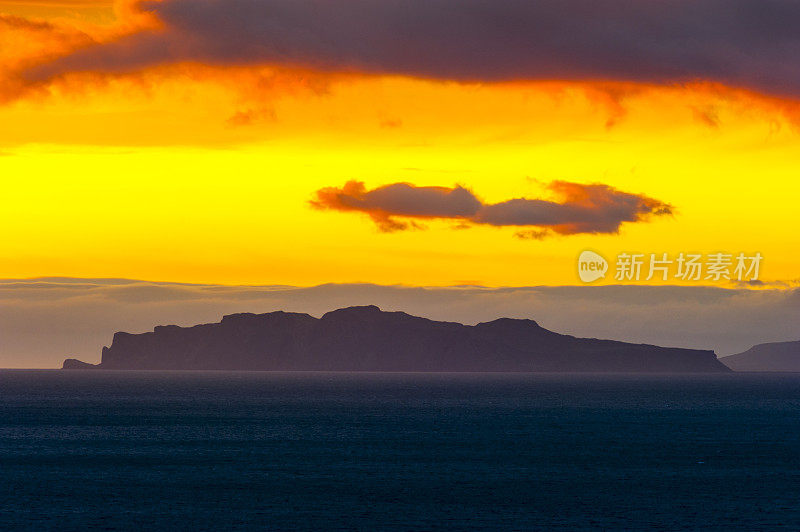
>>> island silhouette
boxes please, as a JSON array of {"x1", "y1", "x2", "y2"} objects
[
  {"x1": 720, "y1": 340, "x2": 800, "y2": 372},
  {"x1": 62, "y1": 305, "x2": 730, "y2": 372}
]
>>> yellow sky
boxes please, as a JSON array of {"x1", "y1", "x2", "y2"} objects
[{"x1": 1, "y1": 5, "x2": 799, "y2": 287}]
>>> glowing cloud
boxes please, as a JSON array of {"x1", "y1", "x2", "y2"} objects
[{"x1": 311, "y1": 180, "x2": 672, "y2": 237}]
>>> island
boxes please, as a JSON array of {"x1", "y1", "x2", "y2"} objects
[
  {"x1": 720, "y1": 340, "x2": 800, "y2": 372},
  {"x1": 63, "y1": 305, "x2": 730, "y2": 372}
]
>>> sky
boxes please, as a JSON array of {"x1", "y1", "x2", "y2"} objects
[{"x1": 1, "y1": 0, "x2": 799, "y2": 366}]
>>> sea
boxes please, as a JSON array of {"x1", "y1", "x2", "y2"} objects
[{"x1": 1, "y1": 370, "x2": 799, "y2": 531}]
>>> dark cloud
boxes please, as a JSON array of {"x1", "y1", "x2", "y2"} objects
[
  {"x1": 311, "y1": 180, "x2": 672, "y2": 236},
  {"x1": 310, "y1": 181, "x2": 482, "y2": 232},
  {"x1": 24, "y1": 0, "x2": 800, "y2": 98},
  {"x1": 477, "y1": 181, "x2": 673, "y2": 235}
]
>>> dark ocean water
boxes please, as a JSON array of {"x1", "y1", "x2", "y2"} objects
[{"x1": 1, "y1": 371, "x2": 800, "y2": 531}]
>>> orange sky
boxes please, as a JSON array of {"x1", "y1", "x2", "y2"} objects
[{"x1": 1, "y1": 0, "x2": 799, "y2": 287}]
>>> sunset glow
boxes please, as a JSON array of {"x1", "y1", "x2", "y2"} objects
[{"x1": 2, "y1": 0, "x2": 799, "y2": 287}]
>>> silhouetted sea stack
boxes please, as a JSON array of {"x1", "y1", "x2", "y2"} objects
[{"x1": 63, "y1": 305, "x2": 730, "y2": 372}]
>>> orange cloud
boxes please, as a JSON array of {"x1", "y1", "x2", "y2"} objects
[
  {"x1": 0, "y1": 14, "x2": 90, "y2": 68},
  {"x1": 311, "y1": 180, "x2": 673, "y2": 237},
  {"x1": 0, "y1": 14, "x2": 92, "y2": 101},
  {"x1": 0, "y1": 0, "x2": 159, "y2": 100}
]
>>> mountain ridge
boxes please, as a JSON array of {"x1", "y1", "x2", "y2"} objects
[{"x1": 63, "y1": 305, "x2": 730, "y2": 373}]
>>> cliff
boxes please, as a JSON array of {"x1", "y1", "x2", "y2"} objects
[
  {"x1": 63, "y1": 305, "x2": 730, "y2": 372},
  {"x1": 720, "y1": 340, "x2": 800, "y2": 372}
]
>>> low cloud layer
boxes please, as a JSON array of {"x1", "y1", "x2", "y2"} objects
[
  {"x1": 311, "y1": 180, "x2": 672, "y2": 236},
  {"x1": 1, "y1": 278, "x2": 798, "y2": 368},
  {"x1": 24, "y1": 0, "x2": 800, "y2": 98}
]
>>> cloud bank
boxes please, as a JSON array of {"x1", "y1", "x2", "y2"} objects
[
  {"x1": 311, "y1": 180, "x2": 672, "y2": 236},
  {"x1": 24, "y1": 0, "x2": 800, "y2": 98},
  {"x1": 1, "y1": 278, "x2": 798, "y2": 368}
]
